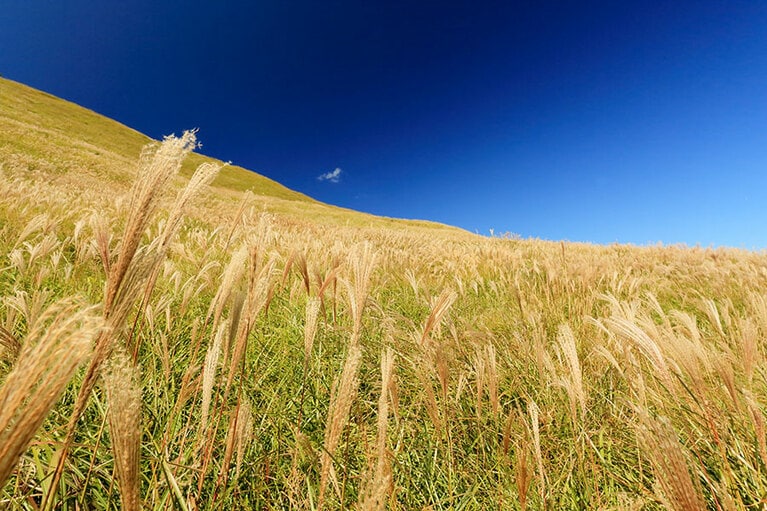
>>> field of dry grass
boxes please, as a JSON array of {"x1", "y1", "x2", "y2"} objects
[{"x1": 2, "y1": 81, "x2": 767, "y2": 510}]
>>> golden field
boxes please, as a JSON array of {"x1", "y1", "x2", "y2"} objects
[{"x1": 2, "y1": 77, "x2": 767, "y2": 510}]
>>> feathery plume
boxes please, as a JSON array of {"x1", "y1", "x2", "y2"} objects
[
  {"x1": 304, "y1": 297, "x2": 321, "y2": 371},
  {"x1": 605, "y1": 317, "x2": 670, "y2": 382},
  {"x1": 528, "y1": 399, "x2": 546, "y2": 505},
  {"x1": 106, "y1": 131, "x2": 197, "y2": 313},
  {"x1": 342, "y1": 243, "x2": 377, "y2": 344},
  {"x1": 357, "y1": 347, "x2": 395, "y2": 511},
  {"x1": 0, "y1": 326, "x2": 20, "y2": 363},
  {"x1": 235, "y1": 396, "x2": 254, "y2": 480},
  {"x1": 200, "y1": 321, "x2": 227, "y2": 433},
  {"x1": 420, "y1": 289, "x2": 458, "y2": 346},
  {"x1": 0, "y1": 299, "x2": 101, "y2": 487},
  {"x1": 45, "y1": 131, "x2": 199, "y2": 510},
  {"x1": 103, "y1": 351, "x2": 142, "y2": 511},
  {"x1": 318, "y1": 343, "x2": 362, "y2": 510},
  {"x1": 557, "y1": 323, "x2": 586, "y2": 420},
  {"x1": 635, "y1": 413, "x2": 705, "y2": 511}
]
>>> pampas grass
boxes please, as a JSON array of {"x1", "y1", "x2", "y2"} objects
[
  {"x1": 528, "y1": 399, "x2": 546, "y2": 506},
  {"x1": 0, "y1": 298, "x2": 101, "y2": 487},
  {"x1": 342, "y1": 243, "x2": 377, "y2": 344},
  {"x1": 557, "y1": 323, "x2": 586, "y2": 422},
  {"x1": 303, "y1": 297, "x2": 321, "y2": 371},
  {"x1": 44, "y1": 130, "x2": 206, "y2": 508},
  {"x1": 357, "y1": 347, "x2": 394, "y2": 511},
  {"x1": 103, "y1": 351, "x2": 142, "y2": 511},
  {"x1": 0, "y1": 326, "x2": 20, "y2": 363},
  {"x1": 318, "y1": 342, "x2": 362, "y2": 510},
  {"x1": 636, "y1": 413, "x2": 705, "y2": 511},
  {"x1": 4, "y1": 104, "x2": 767, "y2": 508}
]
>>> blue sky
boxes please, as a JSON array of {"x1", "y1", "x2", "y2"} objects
[{"x1": 2, "y1": 1, "x2": 767, "y2": 248}]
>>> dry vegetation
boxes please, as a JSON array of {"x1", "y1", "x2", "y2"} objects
[{"x1": 2, "y1": 82, "x2": 767, "y2": 510}]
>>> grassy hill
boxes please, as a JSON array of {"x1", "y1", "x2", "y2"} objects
[
  {"x1": 2, "y1": 78, "x2": 767, "y2": 510},
  {"x1": 0, "y1": 77, "x2": 313, "y2": 200},
  {"x1": 0, "y1": 77, "x2": 464, "y2": 233}
]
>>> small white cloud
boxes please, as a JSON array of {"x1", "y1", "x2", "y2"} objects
[{"x1": 317, "y1": 167, "x2": 342, "y2": 183}]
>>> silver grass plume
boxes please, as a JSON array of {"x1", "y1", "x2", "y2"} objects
[{"x1": 0, "y1": 299, "x2": 101, "y2": 487}]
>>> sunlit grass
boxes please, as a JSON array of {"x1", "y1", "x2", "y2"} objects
[{"x1": 2, "y1": 79, "x2": 767, "y2": 510}]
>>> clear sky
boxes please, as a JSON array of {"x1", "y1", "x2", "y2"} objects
[{"x1": 2, "y1": 1, "x2": 767, "y2": 248}]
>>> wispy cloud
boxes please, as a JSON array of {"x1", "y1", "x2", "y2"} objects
[{"x1": 317, "y1": 167, "x2": 342, "y2": 183}]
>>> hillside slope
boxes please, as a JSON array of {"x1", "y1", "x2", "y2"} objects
[
  {"x1": 0, "y1": 77, "x2": 464, "y2": 233},
  {"x1": 3, "y1": 77, "x2": 767, "y2": 510}
]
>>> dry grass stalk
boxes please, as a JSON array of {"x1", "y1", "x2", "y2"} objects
[
  {"x1": 103, "y1": 351, "x2": 142, "y2": 511},
  {"x1": 343, "y1": 243, "x2": 377, "y2": 343},
  {"x1": 433, "y1": 343, "x2": 450, "y2": 402},
  {"x1": 744, "y1": 392, "x2": 767, "y2": 469},
  {"x1": 224, "y1": 252, "x2": 277, "y2": 392},
  {"x1": 357, "y1": 347, "x2": 395, "y2": 511},
  {"x1": 484, "y1": 344, "x2": 499, "y2": 417},
  {"x1": 318, "y1": 342, "x2": 362, "y2": 510},
  {"x1": 0, "y1": 299, "x2": 101, "y2": 487},
  {"x1": 198, "y1": 260, "x2": 275, "y2": 491},
  {"x1": 4, "y1": 289, "x2": 52, "y2": 332},
  {"x1": 386, "y1": 350, "x2": 401, "y2": 424},
  {"x1": 594, "y1": 343, "x2": 624, "y2": 377},
  {"x1": 747, "y1": 292, "x2": 767, "y2": 340},
  {"x1": 701, "y1": 298, "x2": 725, "y2": 338},
  {"x1": 317, "y1": 257, "x2": 341, "y2": 320},
  {"x1": 44, "y1": 132, "x2": 198, "y2": 510},
  {"x1": 214, "y1": 404, "x2": 241, "y2": 496},
  {"x1": 473, "y1": 343, "x2": 499, "y2": 419},
  {"x1": 200, "y1": 321, "x2": 227, "y2": 433},
  {"x1": 713, "y1": 353, "x2": 738, "y2": 410},
  {"x1": 419, "y1": 289, "x2": 457, "y2": 345},
  {"x1": 234, "y1": 396, "x2": 254, "y2": 480},
  {"x1": 162, "y1": 162, "x2": 220, "y2": 247},
  {"x1": 224, "y1": 191, "x2": 253, "y2": 250},
  {"x1": 106, "y1": 131, "x2": 196, "y2": 313},
  {"x1": 0, "y1": 294, "x2": 20, "y2": 336},
  {"x1": 636, "y1": 413, "x2": 705, "y2": 511},
  {"x1": 404, "y1": 268, "x2": 420, "y2": 299},
  {"x1": 208, "y1": 245, "x2": 248, "y2": 328},
  {"x1": 474, "y1": 348, "x2": 486, "y2": 419},
  {"x1": 199, "y1": 246, "x2": 276, "y2": 492},
  {"x1": 139, "y1": 160, "x2": 222, "y2": 308},
  {"x1": 605, "y1": 317, "x2": 670, "y2": 383},
  {"x1": 11, "y1": 212, "x2": 50, "y2": 251},
  {"x1": 162, "y1": 318, "x2": 202, "y2": 450},
  {"x1": 531, "y1": 323, "x2": 556, "y2": 385},
  {"x1": 739, "y1": 317, "x2": 759, "y2": 385},
  {"x1": 666, "y1": 311, "x2": 713, "y2": 383},
  {"x1": 516, "y1": 434, "x2": 532, "y2": 511},
  {"x1": 0, "y1": 325, "x2": 20, "y2": 362},
  {"x1": 557, "y1": 323, "x2": 586, "y2": 421},
  {"x1": 414, "y1": 289, "x2": 458, "y2": 430},
  {"x1": 304, "y1": 297, "x2": 321, "y2": 371},
  {"x1": 296, "y1": 252, "x2": 312, "y2": 296},
  {"x1": 528, "y1": 399, "x2": 546, "y2": 506}
]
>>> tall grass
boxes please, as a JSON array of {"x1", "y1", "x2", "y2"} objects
[
  {"x1": 0, "y1": 299, "x2": 101, "y2": 487},
  {"x1": 103, "y1": 351, "x2": 142, "y2": 511},
  {"x1": 2, "y1": 128, "x2": 767, "y2": 509}
]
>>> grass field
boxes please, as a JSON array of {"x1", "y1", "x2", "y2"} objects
[{"x1": 2, "y1": 78, "x2": 767, "y2": 510}]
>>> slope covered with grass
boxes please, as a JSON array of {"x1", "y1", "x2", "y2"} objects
[
  {"x1": 2, "y1": 80, "x2": 767, "y2": 510},
  {"x1": 0, "y1": 77, "x2": 462, "y2": 233},
  {"x1": 0, "y1": 77, "x2": 314, "y2": 202}
]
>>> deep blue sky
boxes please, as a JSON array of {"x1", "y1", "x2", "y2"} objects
[{"x1": 3, "y1": 1, "x2": 767, "y2": 247}]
